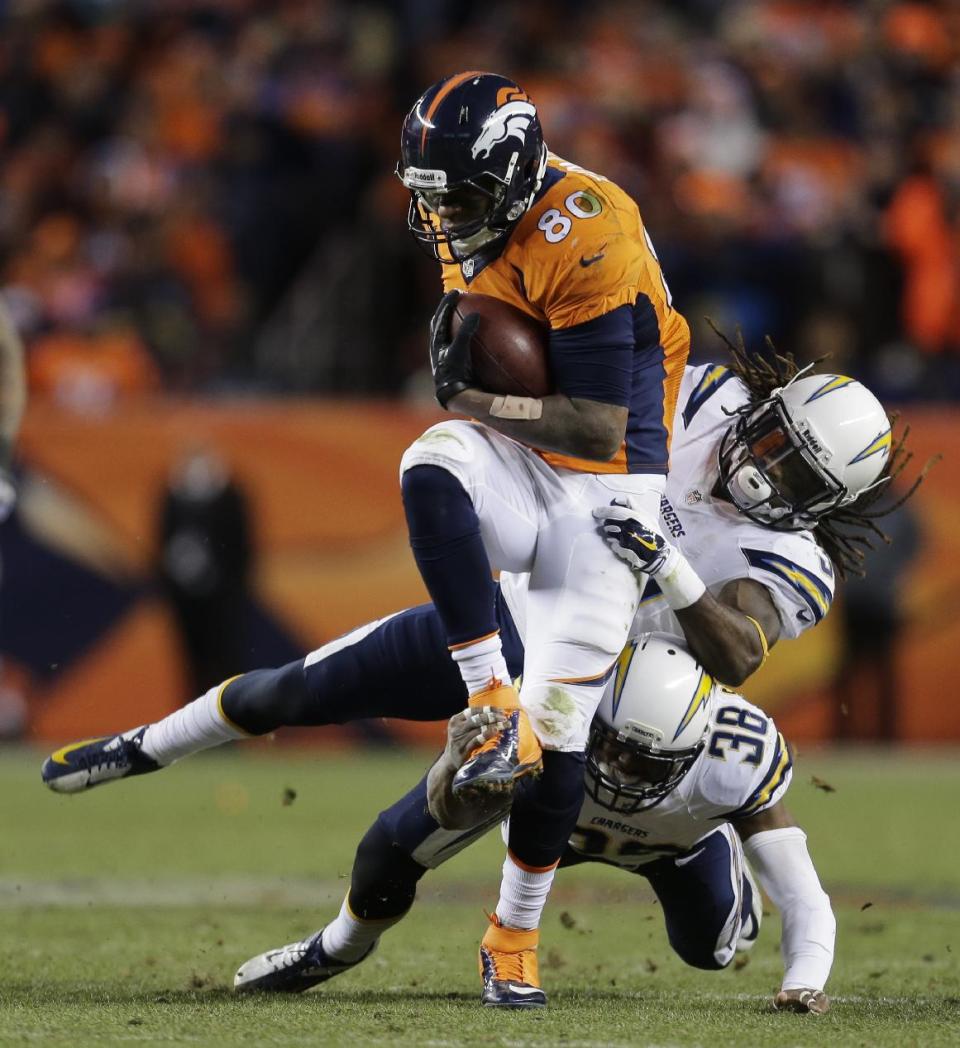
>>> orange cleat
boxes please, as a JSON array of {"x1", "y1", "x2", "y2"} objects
[
  {"x1": 478, "y1": 913, "x2": 546, "y2": 1008},
  {"x1": 452, "y1": 683, "x2": 542, "y2": 795}
]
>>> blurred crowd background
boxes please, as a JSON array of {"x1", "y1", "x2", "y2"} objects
[
  {"x1": 2, "y1": 0, "x2": 959, "y2": 747},
  {"x1": 2, "y1": 0, "x2": 960, "y2": 406}
]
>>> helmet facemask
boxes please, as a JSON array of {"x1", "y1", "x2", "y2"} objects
[
  {"x1": 585, "y1": 719, "x2": 705, "y2": 814},
  {"x1": 718, "y1": 392, "x2": 853, "y2": 531},
  {"x1": 399, "y1": 146, "x2": 547, "y2": 263}
]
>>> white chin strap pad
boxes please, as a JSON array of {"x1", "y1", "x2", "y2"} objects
[{"x1": 731, "y1": 464, "x2": 773, "y2": 509}]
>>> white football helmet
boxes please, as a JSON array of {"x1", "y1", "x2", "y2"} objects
[
  {"x1": 718, "y1": 373, "x2": 892, "y2": 531},
  {"x1": 585, "y1": 634, "x2": 716, "y2": 814}
]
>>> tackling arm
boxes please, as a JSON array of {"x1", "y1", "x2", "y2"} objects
[
  {"x1": 735, "y1": 801, "x2": 835, "y2": 1014},
  {"x1": 674, "y1": 578, "x2": 781, "y2": 686},
  {"x1": 595, "y1": 504, "x2": 780, "y2": 685}
]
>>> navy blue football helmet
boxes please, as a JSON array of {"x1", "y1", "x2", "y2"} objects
[{"x1": 397, "y1": 71, "x2": 547, "y2": 263}]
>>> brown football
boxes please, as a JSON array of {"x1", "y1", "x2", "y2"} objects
[{"x1": 450, "y1": 293, "x2": 552, "y2": 398}]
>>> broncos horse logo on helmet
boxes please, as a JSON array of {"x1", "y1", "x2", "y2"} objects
[
  {"x1": 397, "y1": 72, "x2": 547, "y2": 263},
  {"x1": 471, "y1": 98, "x2": 538, "y2": 160}
]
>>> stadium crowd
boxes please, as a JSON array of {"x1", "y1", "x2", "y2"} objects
[{"x1": 1, "y1": 0, "x2": 958, "y2": 403}]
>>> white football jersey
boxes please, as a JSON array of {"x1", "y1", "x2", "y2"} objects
[
  {"x1": 499, "y1": 362, "x2": 836, "y2": 643},
  {"x1": 569, "y1": 689, "x2": 792, "y2": 871}
]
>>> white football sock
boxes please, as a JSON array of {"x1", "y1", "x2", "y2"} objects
[
  {"x1": 139, "y1": 677, "x2": 250, "y2": 765},
  {"x1": 450, "y1": 631, "x2": 511, "y2": 697},
  {"x1": 494, "y1": 851, "x2": 557, "y2": 930},
  {"x1": 321, "y1": 894, "x2": 403, "y2": 962}
]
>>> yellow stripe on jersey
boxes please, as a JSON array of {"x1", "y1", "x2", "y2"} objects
[
  {"x1": 740, "y1": 732, "x2": 791, "y2": 818},
  {"x1": 550, "y1": 654, "x2": 619, "y2": 688},
  {"x1": 681, "y1": 364, "x2": 733, "y2": 428},
  {"x1": 748, "y1": 732, "x2": 791, "y2": 813},
  {"x1": 742, "y1": 549, "x2": 832, "y2": 623}
]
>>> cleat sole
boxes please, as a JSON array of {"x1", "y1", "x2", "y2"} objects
[
  {"x1": 452, "y1": 758, "x2": 543, "y2": 795},
  {"x1": 482, "y1": 998, "x2": 547, "y2": 1009}
]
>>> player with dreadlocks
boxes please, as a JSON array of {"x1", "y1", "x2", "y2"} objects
[
  {"x1": 587, "y1": 333, "x2": 929, "y2": 692},
  {"x1": 709, "y1": 328, "x2": 931, "y2": 581},
  {"x1": 42, "y1": 347, "x2": 927, "y2": 1006}
]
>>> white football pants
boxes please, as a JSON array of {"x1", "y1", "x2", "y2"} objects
[{"x1": 399, "y1": 420, "x2": 665, "y2": 751}]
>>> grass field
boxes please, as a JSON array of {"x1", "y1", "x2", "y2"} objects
[{"x1": 2, "y1": 743, "x2": 959, "y2": 1047}]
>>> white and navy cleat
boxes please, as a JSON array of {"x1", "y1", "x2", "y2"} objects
[
  {"x1": 234, "y1": 928, "x2": 376, "y2": 994},
  {"x1": 41, "y1": 727, "x2": 160, "y2": 794}
]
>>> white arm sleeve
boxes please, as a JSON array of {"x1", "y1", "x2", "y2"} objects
[{"x1": 742, "y1": 826, "x2": 836, "y2": 992}]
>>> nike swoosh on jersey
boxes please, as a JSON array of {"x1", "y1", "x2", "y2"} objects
[
  {"x1": 579, "y1": 252, "x2": 605, "y2": 267},
  {"x1": 674, "y1": 846, "x2": 706, "y2": 866}
]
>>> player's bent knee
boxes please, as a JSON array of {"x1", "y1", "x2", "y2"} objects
[
  {"x1": 667, "y1": 932, "x2": 728, "y2": 971},
  {"x1": 399, "y1": 421, "x2": 478, "y2": 484},
  {"x1": 523, "y1": 685, "x2": 591, "y2": 752},
  {"x1": 350, "y1": 818, "x2": 428, "y2": 921}
]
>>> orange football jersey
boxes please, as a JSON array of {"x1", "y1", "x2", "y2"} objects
[{"x1": 439, "y1": 154, "x2": 689, "y2": 474}]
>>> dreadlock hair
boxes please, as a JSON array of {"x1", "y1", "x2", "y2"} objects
[{"x1": 707, "y1": 321, "x2": 938, "y2": 581}]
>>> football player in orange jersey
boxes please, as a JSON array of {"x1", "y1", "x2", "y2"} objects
[{"x1": 395, "y1": 71, "x2": 690, "y2": 1006}]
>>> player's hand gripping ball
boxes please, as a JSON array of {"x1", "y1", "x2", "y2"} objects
[
  {"x1": 773, "y1": 988, "x2": 830, "y2": 1015},
  {"x1": 594, "y1": 500, "x2": 671, "y2": 575},
  {"x1": 429, "y1": 290, "x2": 479, "y2": 408}
]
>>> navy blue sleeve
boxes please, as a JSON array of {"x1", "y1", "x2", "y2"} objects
[{"x1": 548, "y1": 303, "x2": 635, "y2": 406}]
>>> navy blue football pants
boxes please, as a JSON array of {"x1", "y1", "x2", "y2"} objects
[{"x1": 221, "y1": 597, "x2": 522, "y2": 733}]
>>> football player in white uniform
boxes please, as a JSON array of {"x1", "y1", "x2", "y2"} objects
[
  {"x1": 582, "y1": 353, "x2": 895, "y2": 687},
  {"x1": 233, "y1": 635, "x2": 835, "y2": 1015}
]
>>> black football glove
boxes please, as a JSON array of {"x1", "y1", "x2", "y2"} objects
[{"x1": 429, "y1": 290, "x2": 479, "y2": 408}]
